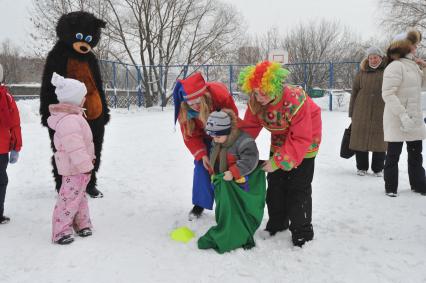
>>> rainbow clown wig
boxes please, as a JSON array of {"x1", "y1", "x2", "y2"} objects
[{"x1": 238, "y1": 61, "x2": 290, "y2": 99}]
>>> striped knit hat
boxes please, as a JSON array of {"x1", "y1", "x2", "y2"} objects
[{"x1": 205, "y1": 110, "x2": 231, "y2": 136}]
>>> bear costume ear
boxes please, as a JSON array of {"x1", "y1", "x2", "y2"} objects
[{"x1": 96, "y1": 19, "x2": 106, "y2": 29}]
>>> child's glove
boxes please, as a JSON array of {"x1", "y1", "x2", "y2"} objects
[
  {"x1": 9, "y1": 150, "x2": 19, "y2": 164},
  {"x1": 223, "y1": 171, "x2": 233, "y2": 181},
  {"x1": 400, "y1": 112, "x2": 416, "y2": 132}
]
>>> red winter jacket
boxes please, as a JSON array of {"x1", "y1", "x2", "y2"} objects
[
  {"x1": 179, "y1": 82, "x2": 238, "y2": 160},
  {"x1": 241, "y1": 85, "x2": 322, "y2": 171},
  {"x1": 0, "y1": 85, "x2": 22, "y2": 154}
]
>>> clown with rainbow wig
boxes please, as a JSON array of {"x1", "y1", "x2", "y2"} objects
[{"x1": 239, "y1": 61, "x2": 322, "y2": 247}]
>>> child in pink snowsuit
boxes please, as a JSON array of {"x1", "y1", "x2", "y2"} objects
[{"x1": 48, "y1": 72, "x2": 96, "y2": 245}]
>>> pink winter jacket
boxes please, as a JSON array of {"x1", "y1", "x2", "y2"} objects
[{"x1": 47, "y1": 104, "x2": 95, "y2": 176}]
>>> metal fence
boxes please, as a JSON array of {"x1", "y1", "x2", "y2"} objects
[
  {"x1": 9, "y1": 60, "x2": 361, "y2": 111},
  {"x1": 98, "y1": 60, "x2": 360, "y2": 110}
]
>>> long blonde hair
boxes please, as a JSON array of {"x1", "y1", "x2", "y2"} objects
[{"x1": 179, "y1": 92, "x2": 212, "y2": 136}]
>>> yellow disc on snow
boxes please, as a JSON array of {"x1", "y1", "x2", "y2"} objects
[{"x1": 170, "y1": 226, "x2": 195, "y2": 243}]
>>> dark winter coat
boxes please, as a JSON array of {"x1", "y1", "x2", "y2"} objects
[{"x1": 349, "y1": 58, "x2": 387, "y2": 152}]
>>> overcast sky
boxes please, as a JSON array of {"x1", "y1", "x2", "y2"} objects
[
  {"x1": 0, "y1": 0, "x2": 383, "y2": 53},
  {"x1": 222, "y1": 0, "x2": 382, "y2": 38}
]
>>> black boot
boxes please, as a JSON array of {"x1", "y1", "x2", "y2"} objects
[
  {"x1": 77, "y1": 228, "x2": 93, "y2": 237},
  {"x1": 264, "y1": 225, "x2": 289, "y2": 236},
  {"x1": 86, "y1": 187, "x2": 104, "y2": 198},
  {"x1": 412, "y1": 188, "x2": 426, "y2": 196},
  {"x1": 56, "y1": 235, "x2": 74, "y2": 245},
  {"x1": 188, "y1": 205, "x2": 204, "y2": 220},
  {"x1": 0, "y1": 215, "x2": 10, "y2": 224},
  {"x1": 292, "y1": 224, "x2": 314, "y2": 247}
]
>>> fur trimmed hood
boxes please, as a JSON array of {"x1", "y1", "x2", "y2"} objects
[
  {"x1": 387, "y1": 29, "x2": 422, "y2": 61},
  {"x1": 360, "y1": 57, "x2": 387, "y2": 72}
]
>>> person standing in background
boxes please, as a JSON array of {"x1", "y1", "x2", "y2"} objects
[
  {"x1": 349, "y1": 46, "x2": 387, "y2": 177},
  {"x1": 0, "y1": 63, "x2": 22, "y2": 224},
  {"x1": 382, "y1": 29, "x2": 426, "y2": 197}
]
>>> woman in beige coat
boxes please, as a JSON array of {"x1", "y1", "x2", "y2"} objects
[
  {"x1": 349, "y1": 47, "x2": 387, "y2": 177},
  {"x1": 382, "y1": 29, "x2": 426, "y2": 197}
]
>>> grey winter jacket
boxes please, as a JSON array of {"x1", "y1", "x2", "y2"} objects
[{"x1": 212, "y1": 131, "x2": 259, "y2": 178}]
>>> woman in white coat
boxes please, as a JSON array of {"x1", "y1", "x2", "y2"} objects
[{"x1": 382, "y1": 29, "x2": 426, "y2": 197}]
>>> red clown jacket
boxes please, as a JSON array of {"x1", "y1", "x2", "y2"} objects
[
  {"x1": 241, "y1": 85, "x2": 322, "y2": 171},
  {"x1": 179, "y1": 82, "x2": 238, "y2": 161},
  {"x1": 0, "y1": 85, "x2": 22, "y2": 154}
]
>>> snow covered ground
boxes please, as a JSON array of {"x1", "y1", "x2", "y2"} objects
[{"x1": 1, "y1": 100, "x2": 426, "y2": 283}]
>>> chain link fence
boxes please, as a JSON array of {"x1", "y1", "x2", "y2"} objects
[{"x1": 8, "y1": 60, "x2": 361, "y2": 110}]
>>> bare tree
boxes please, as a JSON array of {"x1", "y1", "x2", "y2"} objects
[
  {"x1": 281, "y1": 20, "x2": 363, "y2": 90},
  {"x1": 256, "y1": 27, "x2": 282, "y2": 61},
  {"x1": 103, "y1": 0, "x2": 242, "y2": 107},
  {"x1": 236, "y1": 27, "x2": 282, "y2": 65},
  {"x1": 30, "y1": 0, "x2": 115, "y2": 59},
  {"x1": 380, "y1": 0, "x2": 426, "y2": 33},
  {"x1": 237, "y1": 45, "x2": 261, "y2": 65},
  {"x1": 0, "y1": 40, "x2": 22, "y2": 83},
  {"x1": 0, "y1": 40, "x2": 45, "y2": 84},
  {"x1": 30, "y1": 0, "x2": 242, "y2": 106}
]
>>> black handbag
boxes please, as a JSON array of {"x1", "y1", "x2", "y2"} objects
[{"x1": 340, "y1": 124, "x2": 355, "y2": 159}]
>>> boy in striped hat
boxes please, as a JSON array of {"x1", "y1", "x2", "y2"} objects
[{"x1": 205, "y1": 109, "x2": 259, "y2": 183}]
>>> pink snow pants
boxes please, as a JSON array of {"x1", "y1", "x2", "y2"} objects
[{"x1": 52, "y1": 174, "x2": 92, "y2": 242}]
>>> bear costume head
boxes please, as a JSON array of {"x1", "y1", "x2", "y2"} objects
[{"x1": 56, "y1": 11, "x2": 106, "y2": 55}]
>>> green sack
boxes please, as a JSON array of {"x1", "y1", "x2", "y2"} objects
[{"x1": 198, "y1": 167, "x2": 266, "y2": 254}]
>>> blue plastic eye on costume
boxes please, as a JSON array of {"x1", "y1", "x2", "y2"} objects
[
  {"x1": 75, "y1": 33, "x2": 83, "y2": 40},
  {"x1": 85, "y1": 35, "x2": 93, "y2": 43}
]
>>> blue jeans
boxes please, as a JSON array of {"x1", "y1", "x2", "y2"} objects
[{"x1": 0, "y1": 154, "x2": 9, "y2": 217}]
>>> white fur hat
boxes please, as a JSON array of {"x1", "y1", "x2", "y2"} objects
[
  {"x1": 393, "y1": 32, "x2": 407, "y2": 42},
  {"x1": 51, "y1": 72, "x2": 87, "y2": 105}
]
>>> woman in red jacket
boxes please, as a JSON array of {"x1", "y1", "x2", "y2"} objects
[
  {"x1": 0, "y1": 64, "x2": 22, "y2": 224},
  {"x1": 173, "y1": 72, "x2": 238, "y2": 219},
  {"x1": 239, "y1": 61, "x2": 322, "y2": 247}
]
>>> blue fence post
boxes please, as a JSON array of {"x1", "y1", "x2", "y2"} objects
[
  {"x1": 112, "y1": 62, "x2": 117, "y2": 108},
  {"x1": 159, "y1": 65, "x2": 164, "y2": 110},
  {"x1": 126, "y1": 65, "x2": 130, "y2": 110},
  {"x1": 303, "y1": 64, "x2": 307, "y2": 89},
  {"x1": 328, "y1": 62, "x2": 334, "y2": 111},
  {"x1": 136, "y1": 66, "x2": 142, "y2": 107},
  {"x1": 206, "y1": 65, "x2": 210, "y2": 81},
  {"x1": 229, "y1": 65, "x2": 233, "y2": 95},
  {"x1": 183, "y1": 65, "x2": 189, "y2": 78}
]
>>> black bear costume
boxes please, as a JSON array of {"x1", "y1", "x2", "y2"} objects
[{"x1": 39, "y1": 11, "x2": 110, "y2": 198}]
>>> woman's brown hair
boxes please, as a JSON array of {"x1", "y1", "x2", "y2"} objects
[
  {"x1": 387, "y1": 45, "x2": 411, "y2": 63},
  {"x1": 248, "y1": 94, "x2": 267, "y2": 116}
]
